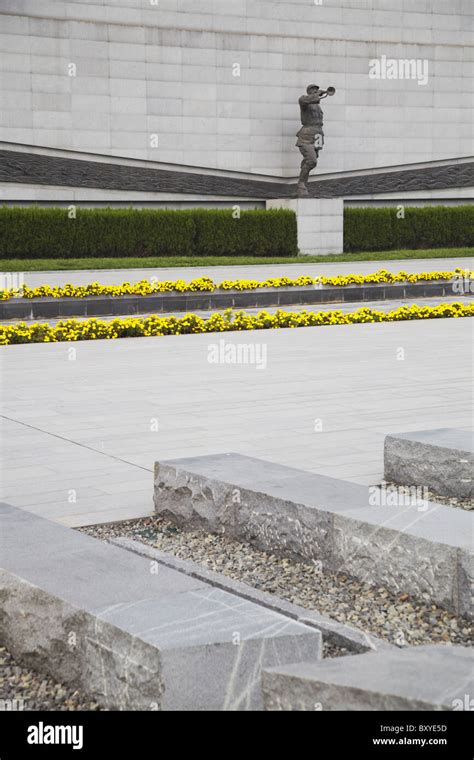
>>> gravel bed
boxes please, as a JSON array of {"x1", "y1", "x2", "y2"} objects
[
  {"x1": 382, "y1": 481, "x2": 474, "y2": 511},
  {"x1": 80, "y1": 516, "x2": 473, "y2": 650},
  {"x1": 422, "y1": 488, "x2": 473, "y2": 511},
  {"x1": 0, "y1": 646, "x2": 102, "y2": 711}
]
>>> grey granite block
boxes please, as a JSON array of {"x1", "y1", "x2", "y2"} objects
[
  {"x1": 98, "y1": 585, "x2": 321, "y2": 711},
  {"x1": 110, "y1": 536, "x2": 392, "y2": 654},
  {"x1": 154, "y1": 453, "x2": 473, "y2": 617},
  {"x1": 457, "y1": 549, "x2": 474, "y2": 621},
  {"x1": 384, "y1": 428, "x2": 474, "y2": 499},
  {"x1": 262, "y1": 645, "x2": 474, "y2": 711},
  {"x1": 332, "y1": 514, "x2": 458, "y2": 611},
  {"x1": 0, "y1": 569, "x2": 165, "y2": 710},
  {"x1": 0, "y1": 502, "x2": 322, "y2": 710},
  {"x1": 154, "y1": 458, "x2": 335, "y2": 565}
]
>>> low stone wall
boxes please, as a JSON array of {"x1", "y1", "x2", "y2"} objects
[
  {"x1": 385, "y1": 428, "x2": 474, "y2": 500},
  {"x1": 0, "y1": 279, "x2": 463, "y2": 320},
  {"x1": 153, "y1": 453, "x2": 473, "y2": 618},
  {"x1": 0, "y1": 502, "x2": 322, "y2": 710},
  {"x1": 262, "y1": 645, "x2": 473, "y2": 711}
]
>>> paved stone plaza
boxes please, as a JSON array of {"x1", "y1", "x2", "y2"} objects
[
  {"x1": 0, "y1": 0, "x2": 472, "y2": 722},
  {"x1": 1, "y1": 314, "x2": 471, "y2": 527}
]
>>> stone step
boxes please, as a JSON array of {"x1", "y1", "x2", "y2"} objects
[
  {"x1": 154, "y1": 452, "x2": 473, "y2": 617},
  {"x1": 384, "y1": 428, "x2": 474, "y2": 500},
  {"x1": 262, "y1": 645, "x2": 474, "y2": 711},
  {"x1": 0, "y1": 502, "x2": 322, "y2": 711}
]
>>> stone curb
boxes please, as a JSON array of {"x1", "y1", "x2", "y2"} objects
[
  {"x1": 0, "y1": 279, "x2": 465, "y2": 320},
  {"x1": 153, "y1": 453, "x2": 473, "y2": 618},
  {"x1": 261, "y1": 644, "x2": 474, "y2": 711},
  {"x1": 384, "y1": 428, "x2": 474, "y2": 500},
  {"x1": 0, "y1": 502, "x2": 324, "y2": 711},
  {"x1": 109, "y1": 536, "x2": 394, "y2": 655}
]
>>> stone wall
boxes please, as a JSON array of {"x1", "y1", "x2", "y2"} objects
[{"x1": 0, "y1": 0, "x2": 472, "y2": 176}]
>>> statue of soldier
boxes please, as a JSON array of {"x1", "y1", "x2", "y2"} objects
[{"x1": 296, "y1": 84, "x2": 335, "y2": 197}]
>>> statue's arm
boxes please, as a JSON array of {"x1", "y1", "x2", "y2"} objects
[{"x1": 299, "y1": 94, "x2": 320, "y2": 105}]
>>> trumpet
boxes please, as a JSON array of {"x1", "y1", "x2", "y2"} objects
[{"x1": 320, "y1": 86, "x2": 336, "y2": 96}]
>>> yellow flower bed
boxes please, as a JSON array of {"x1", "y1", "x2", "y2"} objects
[
  {"x1": 0, "y1": 269, "x2": 470, "y2": 301},
  {"x1": 0, "y1": 302, "x2": 471, "y2": 345}
]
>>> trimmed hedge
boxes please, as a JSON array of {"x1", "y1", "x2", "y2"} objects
[
  {"x1": 1, "y1": 204, "x2": 471, "y2": 259},
  {"x1": 0, "y1": 206, "x2": 297, "y2": 259},
  {"x1": 344, "y1": 205, "x2": 474, "y2": 252}
]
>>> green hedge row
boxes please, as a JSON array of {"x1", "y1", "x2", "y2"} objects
[
  {"x1": 1, "y1": 204, "x2": 471, "y2": 259},
  {"x1": 0, "y1": 207, "x2": 298, "y2": 259},
  {"x1": 344, "y1": 205, "x2": 474, "y2": 252}
]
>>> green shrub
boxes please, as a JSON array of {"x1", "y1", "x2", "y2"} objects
[
  {"x1": 0, "y1": 206, "x2": 297, "y2": 259},
  {"x1": 344, "y1": 205, "x2": 474, "y2": 252},
  {"x1": 193, "y1": 208, "x2": 297, "y2": 257}
]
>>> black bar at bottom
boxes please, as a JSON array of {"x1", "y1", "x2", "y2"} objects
[{"x1": 0, "y1": 710, "x2": 471, "y2": 758}]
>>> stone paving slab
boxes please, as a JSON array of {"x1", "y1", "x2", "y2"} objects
[
  {"x1": 0, "y1": 317, "x2": 472, "y2": 526},
  {"x1": 262, "y1": 645, "x2": 474, "y2": 711},
  {"x1": 18, "y1": 257, "x2": 473, "y2": 288},
  {"x1": 154, "y1": 453, "x2": 473, "y2": 617},
  {"x1": 0, "y1": 502, "x2": 322, "y2": 711},
  {"x1": 385, "y1": 428, "x2": 474, "y2": 499}
]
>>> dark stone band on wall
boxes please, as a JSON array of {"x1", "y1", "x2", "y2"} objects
[{"x1": 0, "y1": 149, "x2": 473, "y2": 200}]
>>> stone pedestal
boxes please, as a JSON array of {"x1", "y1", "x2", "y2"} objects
[{"x1": 267, "y1": 198, "x2": 343, "y2": 255}]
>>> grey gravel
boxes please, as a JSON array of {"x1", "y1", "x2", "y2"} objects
[
  {"x1": 80, "y1": 516, "x2": 473, "y2": 651},
  {"x1": 421, "y1": 488, "x2": 473, "y2": 511},
  {"x1": 383, "y1": 481, "x2": 474, "y2": 511},
  {"x1": 0, "y1": 646, "x2": 102, "y2": 711}
]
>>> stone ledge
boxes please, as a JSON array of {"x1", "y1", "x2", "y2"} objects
[
  {"x1": 109, "y1": 536, "x2": 392, "y2": 655},
  {"x1": 153, "y1": 453, "x2": 473, "y2": 617},
  {"x1": 262, "y1": 645, "x2": 474, "y2": 711},
  {"x1": 0, "y1": 280, "x2": 465, "y2": 320},
  {"x1": 385, "y1": 428, "x2": 474, "y2": 500},
  {"x1": 0, "y1": 502, "x2": 322, "y2": 711}
]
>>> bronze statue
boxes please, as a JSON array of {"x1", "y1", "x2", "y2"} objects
[{"x1": 296, "y1": 84, "x2": 335, "y2": 197}]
